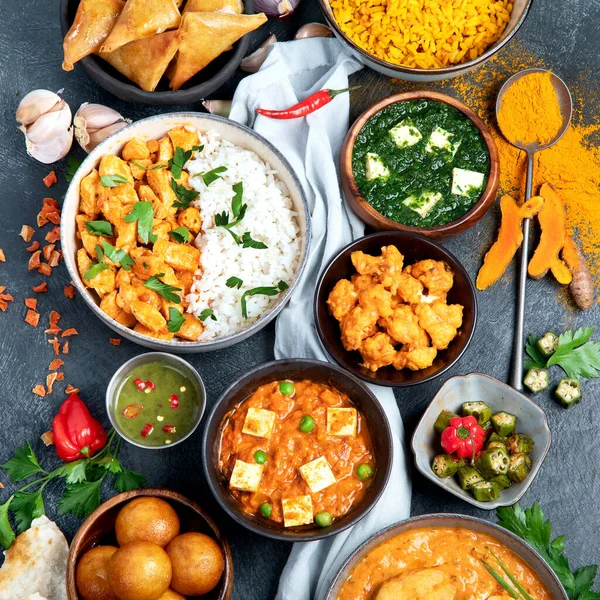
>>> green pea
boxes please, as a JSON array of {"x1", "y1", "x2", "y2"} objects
[
  {"x1": 356, "y1": 463, "x2": 374, "y2": 480},
  {"x1": 315, "y1": 511, "x2": 332, "y2": 528},
  {"x1": 279, "y1": 381, "x2": 295, "y2": 396},
  {"x1": 254, "y1": 450, "x2": 267, "y2": 464},
  {"x1": 299, "y1": 415, "x2": 315, "y2": 433},
  {"x1": 259, "y1": 503, "x2": 272, "y2": 518}
]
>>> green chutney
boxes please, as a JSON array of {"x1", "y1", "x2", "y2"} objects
[
  {"x1": 352, "y1": 99, "x2": 490, "y2": 227},
  {"x1": 115, "y1": 361, "x2": 201, "y2": 447}
]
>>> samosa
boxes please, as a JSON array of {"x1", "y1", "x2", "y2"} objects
[{"x1": 183, "y1": 0, "x2": 244, "y2": 14}]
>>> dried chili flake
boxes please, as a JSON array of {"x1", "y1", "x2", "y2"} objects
[
  {"x1": 49, "y1": 310, "x2": 61, "y2": 326},
  {"x1": 48, "y1": 337, "x2": 60, "y2": 355},
  {"x1": 26, "y1": 241, "x2": 40, "y2": 253},
  {"x1": 40, "y1": 431, "x2": 54, "y2": 446},
  {"x1": 45, "y1": 325, "x2": 61, "y2": 335},
  {"x1": 38, "y1": 198, "x2": 61, "y2": 227},
  {"x1": 56, "y1": 372, "x2": 65, "y2": 381},
  {"x1": 62, "y1": 341, "x2": 70, "y2": 354},
  {"x1": 46, "y1": 372, "x2": 58, "y2": 394},
  {"x1": 65, "y1": 384, "x2": 79, "y2": 395},
  {"x1": 45, "y1": 227, "x2": 60, "y2": 243},
  {"x1": 32, "y1": 282, "x2": 48, "y2": 293},
  {"x1": 32, "y1": 384, "x2": 46, "y2": 397},
  {"x1": 25, "y1": 310, "x2": 40, "y2": 327},
  {"x1": 64, "y1": 285, "x2": 76, "y2": 299},
  {"x1": 109, "y1": 337, "x2": 121, "y2": 345},
  {"x1": 61, "y1": 328, "x2": 78, "y2": 337},
  {"x1": 49, "y1": 251, "x2": 61, "y2": 268},
  {"x1": 28, "y1": 251, "x2": 41, "y2": 271},
  {"x1": 0, "y1": 249, "x2": 5, "y2": 262},
  {"x1": 43, "y1": 171, "x2": 57, "y2": 187},
  {"x1": 19, "y1": 225, "x2": 34, "y2": 242},
  {"x1": 37, "y1": 263, "x2": 52, "y2": 276},
  {"x1": 42, "y1": 244, "x2": 55, "y2": 261},
  {"x1": 0, "y1": 286, "x2": 5, "y2": 293},
  {"x1": 24, "y1": 298, "x2": 37, "y2": 310},
  {"x1": 49, "y1": 359, "x2": 64, "y2": 370}
]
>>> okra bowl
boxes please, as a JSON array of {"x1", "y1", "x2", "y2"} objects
[{"x1": 411, "y1": 373, "x2": 552, "y2": 510}]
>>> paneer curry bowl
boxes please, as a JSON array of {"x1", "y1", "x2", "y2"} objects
[
  {"x1": 201, "y1": 359, "x2": 393, "y2": 541},
  {"x1": 62, "y1": 114, "x2": 310, "y2": 350}
]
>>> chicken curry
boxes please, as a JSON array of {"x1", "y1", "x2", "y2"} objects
[
  {"x1": 338, "y1": 526, "x2": 552, "y2": 600},
  {"x1": 327, "y1": 245, "x2": 464, "y2": 372}
]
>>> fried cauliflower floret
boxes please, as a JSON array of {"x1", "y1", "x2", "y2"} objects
[
  {"x1": 340, "y1": 306, "x2": 379, "y2": 351},
  {"x1": 351, "y1": 251, "x2": 383, "y2": 277},
  {"x1": 393, "y1": 346, "x2": 438, "y2": 371},
  {"x1": 327, "y1": 279, "x2": 358, "y2": 321},
  {"x1": 358, "y1": 284, "x2": 394, "y2": 318},
  {"x1": 379, "y1": 305, "x2": 429, "y2": 347},
  {"x1": 408, "y1": 260, "x2": 454, "y2": 295},
  {"x1": 359, "y1": 332, "x2": 396, "y2": 372},
  {"x1": 432, "y1": 302, "x2": 463, "y2": 329},
  {"x1": 351, "y1": 274, "x2": 375, "y2": 293},
  {"x1": 393, "y1": 272, "x2": 427, "y2": 304},
  {"x1": 374, "y1": 568, "x2": 456, "y2": 600},
  {"x1": 379, "y1": 245, "x2": 404, "y2": 288},
  {"x1": 414, "y1": 303, "x2": 458, "y2": 350}
]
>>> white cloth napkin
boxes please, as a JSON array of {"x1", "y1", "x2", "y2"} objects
[{"x1": 230, "y1": 38, "x2": 412, "y2": 600}]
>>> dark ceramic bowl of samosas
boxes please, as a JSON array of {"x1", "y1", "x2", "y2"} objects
[
  {"x1": 314, "y1": 231, "x2": 477, "y2": 387},
  {"x1": 59, "y1": 0, "x2": 263, "y2": 106}
]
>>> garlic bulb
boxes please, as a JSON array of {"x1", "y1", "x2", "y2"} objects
[
  {"x1": 240, "y1": 34, "x2": 277, "y2": 73},
  {"x1": 17, "y1": 90, "x2": 73, "y2": 164},
  {"x1": 74, "y1": 103, "x2": 130, "y2": 153}
]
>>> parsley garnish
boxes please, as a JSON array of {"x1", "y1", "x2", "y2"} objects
[
  {"x1": 199, "y1": 308, "x2": 217, "y2": 321},
  {"x1": 169, "y1": 147, "x2": 192, "y2": 180},
  {"x1": 100, "y1": 174, "x2": 128, "y2": 188},
  {"x1": 131, "y1": 161, "x2": 166, "y2": 171},
  {"x1": 241, "y1": 232, "x2": 268, "y2": 249},
  {"x1": 200, "y1": 166, "x2": 227, "y2": 186},
  {"x1": 84, "y1": 262, "x2": 110, "y2": 281},
  {"x1": 241, "y1": 281, "x2": 288, "y2": 319},
  {"x1": 65, "y1": 156, "x2": 82, "y2": 183},
  {"x1": 85, "y1": 220, "x2": 114, "y2": 237},
  {"x1": 214, "y1": 183, "x2": 251, "y2": 245},
  {"x1": 144, "y1": 274, "x2": 182, "y2": 303},
  {"x1": 170, "y1": 227, "x2": 190, "y2": 244},
  {"x1": 171, "y1": 179, "x2": 199, "y2": 209},
  {"x1": 124, "y1": 202, "x2": 157, "y2": 244},
  {"x1": 101, "y1": 241, "x2": 134, "y2": 271},
  {"x1": 232, "y1": 182, "x2": 244, "y2": 217},
  {"x1": 226, "y1": 276, "x2": 243, "y2": 289},
  {"x1": 167, "y1": 307, "x2": 185, "y2": 333}
]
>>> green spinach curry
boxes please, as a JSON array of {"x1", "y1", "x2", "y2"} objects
[{"x1": 352, "y1": 100, "x2": 490, "y2": 227}]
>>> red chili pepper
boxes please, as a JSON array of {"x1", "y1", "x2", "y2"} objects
[
  {"x1": 162, "y1": 425, "x2": 177, "y2": 434},
  {"x1": 134, "y1": 378, "x2": 146, "y2": 391},
  {"x1": 141, "y1": 423, "x2": 154, "y2": 438},
  {"x1": 145, "y1": 380, "x2": 156, "y2": 391},
  {"x1": 122, "y1": 404, "x2": 143, "y2": 419},
  {"x1": 169, "y1": 394, "x2": 179, "y2": 409},
  {"x1": 440, "y1": 416, "x2": 485, "y2": 460},
  {"x1": 256, "y1": 86, "x2": 360, "y2": 120},
  {"x1": 51, "y1": 394, "x2": 107, "y2": 462}
]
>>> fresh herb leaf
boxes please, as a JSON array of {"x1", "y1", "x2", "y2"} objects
[
  {"x1": 232, "y1": 182, "x2": 243, "y2": 218},
  {"x1": 60, "y1": 460, "x2": 88, "y2": 484},
  {"x1": 226, "y1": 276, "x2": 243, "y2": 289},
  {"x1": 11, "y1": 490, "x2": 45, "y2": 534},
  {"x1": 214, "y1": 211, "x2": 229, "y2": 227},
  {"x1": 171, "y1": 178, "x2": 199, "y2": 209},
  {"x1": 241, "y1": 232, "x2": 268, "y2": 249},
  {"x1": 167, "y1": 307, "x2": 185, "y2": 333},
  {"x1": 1, "y1": 442, "x2": 45, "y2": 481},
  {"x1": 481, "y1": 560, "x2": 522, "y2": 599},
  {"x1": 200, "y1": 166, "x2": 227, "y2": 186},
  {"x1": 483, "y1": 546, "x2": 534, "y2": 600},
  {"x1": 84, "y1": 262, "x2": 110, "y2": 281},
  {"x1": 524, "y1": 334, "x2": 546, "y2": 371},
  {"x1": 58, "y1": 479, "x2": 103, "y2": 518},
  {"x1": 170, "y1": 226, "x2": 190, "y2": 244},
  {"x1": 85, "y1": 220, "x2": 114, "y2": 237},
  {"x1": 169, "y1": 147, "x2": 193, "y2": 180},
  {"x1": 100, "y1": 174, "x2": 128, "y2": 188},
  {"x1": 124, "y1": 201, "x2": 157, "y2": 244},
  {"x1": 191, "y1": 144, "x2": 204, "y2": 152},
  {"x1": 95, "y1": 244, "x2": 104, "y2": 262},
  {"x1": 278, "y1": 280, "x2": 289, "y2": 291},
  {"x1": 115, "y1": 469, "x2": 146, "y2": 493},
  {"x1": 144, "y1": 274, "x2": 182, "y2": 303},
  {"x1": 65, "y1": 156, "x2": 83, "y2": 183},
  {"x1": 131, "y1": 161, "x2": 166, "y2": 171},
  {"x1": 102, "y1": 241, "x2": 134, "y2": 271},
  {"x1": 199, "y1": 308, "x2": 217, "y2": 322},
  {"x1": 0, "y1": 499, "x2": 15, "y2": 550},
  {"x1": 240, "y1": 285, "x2": 283, "y2": 319}
]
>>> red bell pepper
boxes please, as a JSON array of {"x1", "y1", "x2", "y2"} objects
[
  {"x1": 51, "y1": 394, "x2": 107, "y2": 462},
  {"x1": 440, "y1": 416, "x2": 485, "y2": 460}
]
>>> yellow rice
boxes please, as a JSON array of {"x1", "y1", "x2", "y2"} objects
[{"x1": 330, "y1": 0, "x2": 514, "y2": 69}]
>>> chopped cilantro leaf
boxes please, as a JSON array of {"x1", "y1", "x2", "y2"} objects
[
  {"x1": 144, "y1": 274, "x2": 182, "y2": 303},
  {"x1": 170, "y1": 226, "x2": 190, "y2": 244},
  {"x1": 167, "y1": 307, "x2": 185, "y2": 333},
  {"x1": 100, "y1": 174, "x2": 128, "y2": 188},
  {"x1": 124, "y1": 201, "x2": 157, "y2": 244},
  {"x1": 85, "y1": 220, "x2": 114, "y2": 237}
]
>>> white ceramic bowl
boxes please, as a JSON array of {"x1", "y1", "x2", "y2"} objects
[
  {"x1": 411, "y1": 373, "x2": 551, "y2": 510},
  {"x1": 61, "y1": 113, "x2": 311, "y2": 352}
]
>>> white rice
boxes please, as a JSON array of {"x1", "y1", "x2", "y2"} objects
[{"x1": 185, "y1": 130, "x2": 301, "y2": 341}]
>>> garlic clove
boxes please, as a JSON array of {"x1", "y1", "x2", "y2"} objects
[
  {"x1": 240, "y1": 34, "x2": 277, "y2": 73},
  {"x1": 78, "y1": 120, "x2": 129, "y2": 153},
  {"x1": 16, "y1": 89, "x2": 63, "y2": 127},
  {"x1": 73, "y1": 103, "x2": 129, "y2": 153},
  {"x1": 202, "y1": 100, "x2": 232, "y2": 118},
  {"x1": 26, "y1": 126, "x2": 74, "y2": 164},
  {"x1": 24, "y1": 102, "x2": 72, "y2": 145},
  {"x1": 295, "y1": 23, "x2": 333, "y2": 39}
]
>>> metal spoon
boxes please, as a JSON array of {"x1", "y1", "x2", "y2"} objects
[{"x1": 495, "y1": 68, "x2": 572, "y2": 391}]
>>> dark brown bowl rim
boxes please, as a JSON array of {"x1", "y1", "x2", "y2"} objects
[
  {"x1": 201, "y1": 358, "x2": 393, "y2": 542},
  {"x1": 59, "y1": 0, "x2": 253, "y2": 106},
  {"x1": 317, "y1": 0, "x2": 534, "y2": 76},
  {"x1": 313, "y1": 231, "x2": 478, "y2": 388},
  {"x1": 340, "y1": 91, "x2": 500, "y2": 238},
  {"x1": 66, "y1": 488, "x2": 234, "y2": 600}
]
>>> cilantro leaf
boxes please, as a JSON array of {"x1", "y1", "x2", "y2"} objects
[
  {"x1": 200, "y1": 166, "x2": 227, "y2": 186},
  {"x1": 58, "y1": 479, "x2": 103, "y2": 518},
  {"x1": 171, "y1": 178, "x2": 199, "y2": 209},
  {"x1": 124, "y1": 202, "x2": 157, "y2": 244},
  {"x1": 84, "y1": 262, "x2": 110, "y2": 281},
  {"x1": 232, "y1": 182, "x2": 243, "y2": 218},
  {"x1": 11, "y1": 490, "x2": 45, "y2": 534},
  {"x1": 85, "y1": 220, "x2": 114, "y2": 237},
  {"x1": 199, "y1": 308, "x2": 217, "y2": 322},
  {"x1": 241, "y1": 232, "x2": 268, "y2": 249},
  {"x1": 241, "y1": 285, "x2": 282, "y2": 319},
  {"x1": 167, "y1": 307, "x2": 185, "y2": 333},
  {"x1": 100, "y1": 174, "x2": 128, "y2": 188},
  {"x1": 169, "y1": 147, "x2": 192, "y2": 180},
  {"x1": 102, "y1": 241, "x2": 134, "y2": 271},
  {"x1": 226, "y1": 276, "x2": 243, "y2": 289},
  {"x1": 144, "y1": 274, "x2": 182, "y2": 303},
  {"x1": 65, "y1": 156, "x2": 83, "y2": 183},
  {"x1": 0, "y1": 499, "x2": 15, "y2": 550},
  {"x1": 1, "y1": 442, "x2": 45, "y2": 481},
  {"x1": 115, "y1": 469, "x2": 146, "y2": 493},
  {"x1": 59, "y1": 460, "x2": 88, "y2": 484},
  {"x1": 170, "y1": 227, "x2": 190, "y2": 244},
  {"x1": 131, "y1": 161, "x2": 165, "y2": 171},
  {"x1": 214, "y1": 211, "x2": 229, "y2": 227}
]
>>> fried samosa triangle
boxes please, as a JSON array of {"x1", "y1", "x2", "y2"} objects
[
  {"x1": 99, "y1": 30, "x2": 182, "y2": 92},
  {"x1": 168, "y1": 12, "x2": 266, "y2": 91},
  {"x1": 100, "y1": 0, "x2": 181, "y2": 54},
  {"x1": 62, "y1": 0, "x2": 124, "y2": 71},
  {"x1": 183, "y1": 0, "x2": 244, "y2": 14}
]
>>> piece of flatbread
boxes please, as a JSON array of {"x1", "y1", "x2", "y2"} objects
[{"x1": 0, "y1": 516, "x2": 68, "y2": 600}]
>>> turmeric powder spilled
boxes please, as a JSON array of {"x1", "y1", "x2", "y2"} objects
[{"x1": 496, "y1": 71, "x2": 563, "y2": 146}]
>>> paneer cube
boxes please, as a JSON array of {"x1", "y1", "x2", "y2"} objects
[
  {"x1": 451, "y1": 167, "x2": 485, "y2": 197},
  {"x1": 326, "y1": 407, "x2": 358, "y2": 437},
  {"x1": 281, "y1": 495, "x2": 314, "y2": 527},
  {"x1": 403, "y1": 191, "x2": 443, "y2": 218},
  {"x1": 242, "y1": 407, "x2": 277, "y2": 439},
  {"x1": 389, "y1": 120, "x2": 422, "y2": 148},
  {"x1": 229, "y1": 460, "x2": 264, "y2": 493},
  {"x1": 299, "y1": 456, "x2": 336, "y2": 494},
  {"x1": 365, "y1": 153, "x2": 389, "y2": 181},
  {"x1": 425, "y1": 127, "x2": 461, "y2": 157}
]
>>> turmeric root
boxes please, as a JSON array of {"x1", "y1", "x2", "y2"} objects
[
  {"x1": 476, "y1": 195, "x2": 545, "y2": 291},
  {"x1": 528, "y1": 183, "x2": 572, "y2": 284},
  {"x1": 562, "y1": 236, "x2": 594, "y2": 310}
]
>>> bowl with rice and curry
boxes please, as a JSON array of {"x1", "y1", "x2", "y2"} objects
[{"x1": 61, "y1": 113, "x2": 310, "y2": 351}]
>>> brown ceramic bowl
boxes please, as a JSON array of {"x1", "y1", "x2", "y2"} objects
[
  {"x1": 314, "y1": 231, "x2": 477, "y2": 387},
  {"x1": 201, "y1": 359, "x2": 393, "y2": 541},
  {"x1": 340, "y1": 91, "x2": 500, "y2": 241},
  {"x1": 67, "y1": 488, "x2": 233, "y2": 600}
]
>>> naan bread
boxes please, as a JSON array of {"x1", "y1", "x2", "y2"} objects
[{"x1": 0, "y1": 516, "x2": 68, "y2": 600}]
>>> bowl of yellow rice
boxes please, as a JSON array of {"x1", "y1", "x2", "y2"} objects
[{"x1": 319, "y1": 0, "x2": 534, "y2": 81}]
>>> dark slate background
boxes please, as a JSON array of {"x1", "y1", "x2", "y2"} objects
[{"x1": 1, "y1": 0, "x2": 599, "y2": 597}]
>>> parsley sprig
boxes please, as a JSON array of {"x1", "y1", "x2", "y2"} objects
[
  {"x1": 0, "y1": 431, "x2": 145, "y2": 550},
  {"x1": 65, "y1": 156, "x2": 83, "y2": 183},
  {"x1": 145, "y1": 274, "x2": 182, "y2": 303},
  {"x1": 124, "y1": 202, "x2": 157, "y2": 244},
  {"x1": 167, "y1": 307, "x2": 185, "y2": 333},
  {"x1": 131, "y1": 161, "x2": 165, "y2": 172},
  {"x1": 225, "y1": 278, "x2": 288, "y2": 319},
  {"x1": 199, "y1": 308, "x2": 217, "y2": 322},
  {"x1": 100, "y1": 174, "x2": 128, "y2": 188},
  {"x1": 99, "y1": 241, "x2": 134, "y2": 271},
  {"x1": 85, "y1": 220, "x2": 114, "y2": 237},
  {"x1": 171, "y1": 179, "x2": 199, "y2": 209},
  {"x1": 170, "y1": 226, "x2": 190, "y2": 244},
  {"x1": 169, "y1": 146, "x2": 203, "y2": 179},
  {"x1": 84, "y1": 245, "x2": 111, "y2": 281}
]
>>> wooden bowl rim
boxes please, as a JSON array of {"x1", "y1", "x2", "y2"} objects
[
  {"x1": 340, "y1": 91, "x2": 500, "y2": 238},
  {"x1": 66, "y1": 488, "x2": 234, "y2": 600}
]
